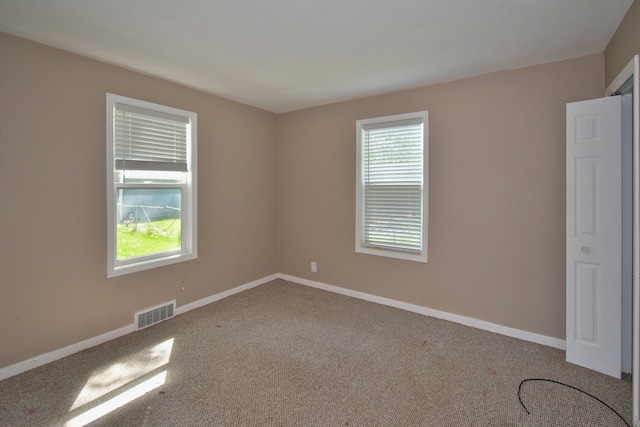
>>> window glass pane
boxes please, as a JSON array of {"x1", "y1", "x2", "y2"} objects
[{"x1": 116, "y1": 188, "x2": 182, "y2": 260}]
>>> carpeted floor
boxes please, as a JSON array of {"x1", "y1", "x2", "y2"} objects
[{"x1": 0, "y1": 279, "x2": 633, "y2": 426}]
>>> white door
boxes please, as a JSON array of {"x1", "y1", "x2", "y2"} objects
[{"x1": 566, "y1": 96, "x2": 622, "y2": 379}]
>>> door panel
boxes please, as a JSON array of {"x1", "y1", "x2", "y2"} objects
[
  {"x1": 566, "y1": 96, "x2": 622, "y2": 378},
  {"x1": 575, "y1": 157, "x2": 598, "y2": 237},
  {"x1": 575, "y1": 261, "x2": 598, "y2": 342}
]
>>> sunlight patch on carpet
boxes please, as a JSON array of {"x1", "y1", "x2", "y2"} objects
[
  {"x1": 64, "y1": 370, "x2": 167, "y2": 427},
  {"x1": 70, "y1": 338, "x2": 174, "y2": 410},
  {"x1": 63, "y1": 338, "x2": 174, "y2": 426}
]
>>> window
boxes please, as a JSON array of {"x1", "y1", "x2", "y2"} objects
[
  {"x1": 107, "y1": 94, "x2": 197, "y2": 277},
  {"x1": 356, "y1": 111, "x2": 428, "y2": 262}
]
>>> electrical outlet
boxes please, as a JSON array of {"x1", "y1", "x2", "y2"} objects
[{"x1": 311, "y1": 262, "x2": 317, "y2": 273}]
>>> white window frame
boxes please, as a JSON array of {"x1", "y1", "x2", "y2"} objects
[
  {"x1": 355, "y1": 111, "x2": 428, "y2": 263},
  {"x1": 106, "y1": 93, "x2": 197, "y2": 277}
]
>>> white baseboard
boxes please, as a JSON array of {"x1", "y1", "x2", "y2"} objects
[
  {"x1": 0, "y1": 274, "x2": 278, "y2": 381},
  {"x1": 1, "y1": 272, "x2": 565, "y2": 381},
  {"x1": 176, "y1": 274, "x2": 278, "y2": 315},
  {"x1": 0, "y1": 324, "x2": 135, "y2": 382},
  {"x1": 278, "y1": 274, "x2": 566, "y2": 350}
]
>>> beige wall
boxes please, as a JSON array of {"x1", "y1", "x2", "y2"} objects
[
  {"x1": 277, "y1": 54, "x2": 605, "y2": 340},
  {"x1": 0, "y1": 33, "x2": 278, "y2": 369},
  {"x1": 605, "y1": 0, "x2": 640, "y2": 87},
  {"x1": 0, "y1": 18, "x2": 622, "y2": 371}
]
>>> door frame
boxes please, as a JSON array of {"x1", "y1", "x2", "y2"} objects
[{"x1": 605, "y1": 54, "x2": 640, "y2": 426}]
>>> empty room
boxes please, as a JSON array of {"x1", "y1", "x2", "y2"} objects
[{"x1": 1, "y1": 0, "x2": 639, "y2": 425}]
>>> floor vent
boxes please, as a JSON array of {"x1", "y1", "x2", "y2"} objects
[{"x1": 135, "y1": 300, "x2": 176, "y2": 330}]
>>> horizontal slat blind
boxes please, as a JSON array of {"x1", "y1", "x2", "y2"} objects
[
  {"x1": 362, "y1": 119, "x2": 423, "y2": 252},
  {"x1": 114, "y1": 102, "x2": 189, "y2": 172}
]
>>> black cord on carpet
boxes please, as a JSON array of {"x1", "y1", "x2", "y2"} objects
[{"x1": 517, "y1": 378, "x2": 630, "y2": 427}]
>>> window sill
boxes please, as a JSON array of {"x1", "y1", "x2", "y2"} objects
[
  {"x1": 108, "y1": 251, "x2": 197, "y2": 278},
  {"x1": 356, "y1": 245, "x2": 427, "y2": 263}
]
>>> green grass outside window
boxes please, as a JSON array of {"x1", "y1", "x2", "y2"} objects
[{"x1": 117, "y1": 218, "x2": 181, "y2": 260}]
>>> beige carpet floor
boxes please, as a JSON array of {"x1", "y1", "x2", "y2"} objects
[{"x1": 0, "y1": 279, "x2": 632, "y2": 426}]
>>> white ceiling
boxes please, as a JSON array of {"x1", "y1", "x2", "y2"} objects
[{"x1": 0, "y1": 0, "x2": 633, "y2": 113}]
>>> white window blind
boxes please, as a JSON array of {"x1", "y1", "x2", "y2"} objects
[
  {"x1": 362, "y1": 118, "x2": 424, "y2": 253},
  {"x1": 114, "y1": 103, "x2": 189, "y2": 172}
]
